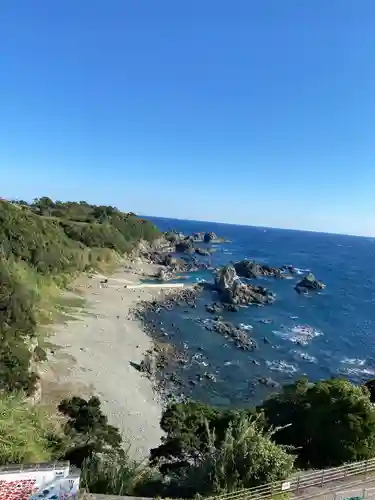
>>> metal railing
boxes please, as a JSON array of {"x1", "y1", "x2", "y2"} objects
[{"x1": 207, "y1": 457, "x2": 375, "y2": 500}]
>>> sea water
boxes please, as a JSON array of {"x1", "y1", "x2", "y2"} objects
[{"x1": 144, "y1": 216, "x2": 375, "y2": 408}]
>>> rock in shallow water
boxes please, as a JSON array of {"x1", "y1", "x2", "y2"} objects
[
  {"x1": 295, "y1": 272, "x2": 326, "y2": 293},
  {"x1": 197, "y1": 317, "x2": 257, "y2": 350},
  {"x1": 234, "y1": 259, "x2": 282, "y2": 279},
  {"x1": 215, "y1": 265, "x2": 275, "y2": 305}
]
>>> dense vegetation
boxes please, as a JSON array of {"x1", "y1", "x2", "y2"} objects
[
  {"x1": 77, "y1": 375, "x2": 375, "y2": 497},
  {"x1": 0, "y1": 196, "x2": 159, "y2": 395},
  {"x1": 0, "y1": 196, "x2": 159, "y2": 476}
]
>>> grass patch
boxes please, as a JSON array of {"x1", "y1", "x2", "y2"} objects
[{"x1": 0, "y1": 392, "x2": 63, "y2": 465}]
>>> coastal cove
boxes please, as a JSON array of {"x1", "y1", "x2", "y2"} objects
[
  {"x1": 140, "y1": 216, "x2": 375, "y2": 407},
  {"x1": 2, "y1": 197, "x2": 375, "y2": 497}
]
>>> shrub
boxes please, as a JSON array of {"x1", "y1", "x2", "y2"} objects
[
  {"x1": 171, "y1": 415, "x2": 294, "y2": 496},
  {"x1": 58, "y1": 396, "x2": 122, "y2": 466},
  {"x1": 81, "y1": 452, "x2": 155, "y2": 497}
]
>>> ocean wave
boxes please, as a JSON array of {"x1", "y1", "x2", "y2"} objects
[{"x1": 266, "y1": 360, "x2": 298, "y2": 374}]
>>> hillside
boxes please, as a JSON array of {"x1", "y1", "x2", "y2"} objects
[{"x1": 0, "y1": 197, "x2": 159, "y2": 465}]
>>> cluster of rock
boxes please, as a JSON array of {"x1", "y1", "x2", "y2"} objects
[
  {"x1": 138, "y1": 342, "x2": 187, "y2": 377},
  {"x1": 234, "y1": 260, "x2": 283, "y2": 279},
  {"x1": 295, "y1": 273, "x2": 326, "y2": 293},
  {"x1": 233, "y1": 259, "x2": 326, "y2": 296},
  {"x1": 166, "y1": 230, "x2": 227, "y2": 248},
  {"x1": 215, "y1": 265, "x2": 275, "y2": 305},
  {"x1": 198, "y1": 318, "x2": 257, "y2": 350},
  {"x1": 137, "y1": 231, "x2": 221, "y2": 282},
  {"x1": 135, "y1": 287, "x2": 201, "y2": 317},
  {"x1": 205, "y1": 302, "x2": 239, "y2": 314}
]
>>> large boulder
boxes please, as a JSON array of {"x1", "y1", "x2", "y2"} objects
[
  {"x1": 165, "y1": 230, "x2": 185, "y2": 243},
  {"x1": 156, "y1": 268, "x2": 172, "y2": 282},
  {"x1": 203, "y1": 231, "x2": 218, "y2": 243},
  {"x1": 295, "y1": 272, "x2": 325, "y2": 292},
  {"x1": 234, "y1": 260, "x2": 282, "y2": 279},
  {"x1": 192, "y1": 232, "x2": 205, "y2": 241},
  {"x1": 215, "y1": 265, "x2": 274, "y2": 305},
  {"x1": 175, "y1": 238, "x2": 194, "y2": 253},
  {"x1": 195, "y1": 247, "x2": 211, "y2": 256}
]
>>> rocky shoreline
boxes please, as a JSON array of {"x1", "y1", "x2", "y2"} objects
[{"x1": 127, "y1": 233, "x2": 327, "y2": 406}]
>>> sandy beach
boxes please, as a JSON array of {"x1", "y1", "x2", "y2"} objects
[{"x1": 40, "y1": 260, "x2": 172, "y2": 460}]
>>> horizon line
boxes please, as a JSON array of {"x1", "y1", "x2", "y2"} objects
[{"x1": 142, "y1": 213, "x2": 374, "y2": 240}]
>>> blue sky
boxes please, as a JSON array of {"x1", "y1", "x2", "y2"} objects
[{"x1": 1, "y1": 1, "x2": 374, "y2": 235}]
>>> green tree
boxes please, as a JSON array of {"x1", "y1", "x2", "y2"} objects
[
  {"x1": 167, "y1": 415, "x2": 294, "y2": 497},
  {"x1": 150, "y1": 401, "x2": 254, "y2": 477},
  {"x1": 260, "y1": 378, "x2": 375, "y2": 469},
  {"x1": 58, "y1": 396, "x2": 123, "y2": 466}
]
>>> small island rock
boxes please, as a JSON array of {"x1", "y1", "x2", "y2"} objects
[{"x1": 295, "y1": 272, "x2": 326, "y2": 292}]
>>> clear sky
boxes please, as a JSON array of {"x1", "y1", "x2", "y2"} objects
[{"x1": 1, "y1": 1, "x2": 374, "y2": 236}]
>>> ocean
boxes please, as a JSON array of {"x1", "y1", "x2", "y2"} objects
[{"x1": 144, "y1": 216, "x2": 375, "y2": 408}]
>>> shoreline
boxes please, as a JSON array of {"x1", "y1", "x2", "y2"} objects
[{"x1": 40, "y1": 259, "x2": 181, "y2": 460}]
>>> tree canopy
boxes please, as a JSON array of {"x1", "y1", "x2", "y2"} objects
[
  {"x1": 177, "y1": 415, "x2": 294, "y2": 496},
  {"x1": 58, "y1": 396, "x2": 123, "y2": 466},
  {"x1": 260, "y1": 377, "x2": 375, "y2": 468}
]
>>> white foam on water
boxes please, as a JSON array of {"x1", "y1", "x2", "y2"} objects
[
  {"x1": 266, "y1": 360, "x2": 298, "y2": 374},
  {"x1": 343, "y1": 367, "x2": 375, "y2": 377},
  {"x1": 272, "y1": 330, "x2": 291, "y2": 340},
  {"x1": 340, "y1": 357, "x2": 366, "y2": 366},
  {"x1": 292, "y1": 350, "x2": 317, "y2": 363},
  {"x1": 224, "y1": 360, "x2": 239, "y2": 366},
  {"x1": 239, "y1": 323, "x2": 253, "y2": 330},
  {"x1": 338, "y1": 357, "x2": 375, "y2": 378},
  {"x1": 294, "y1": 268, "x2": 311, "y2": 275},
  {"x1": 273, "y1": 324, "x2": 323, "y2": 346}
]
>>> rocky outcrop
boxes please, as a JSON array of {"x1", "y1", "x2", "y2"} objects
[
  {"x1": 234, "y1": 260, "x2": 282, "y2": 279},
  {"x1": 205, "y1": 302, "x2": 223, "y2": 314},
  {"x1": 192, "y1": 232, "x2": 205, "y2": 240},
  {"x1": 204, "y1": 231, "x2": 218, "y2": 243},
  {"x1": 156, "y1": 268, "x2": 173, "y2": 281},
  {"x1": 295, "y1": 273, "x2": 326, "y2": 293},
  {"x1": 215, "y1": 265, "x2": 274, "y2": 305},
  {"x1": 175, "y1": 239, "x2": 194, "y2": 253},
  {"x1": 198, "y1": 318, "x2": 257, "y2": 350},
  {"x1": 195, "y1": 247, "x2": 211, "y2": 256},
  {"x1": 164, "y1": 230, "x2": 185, "y2": 243}
]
